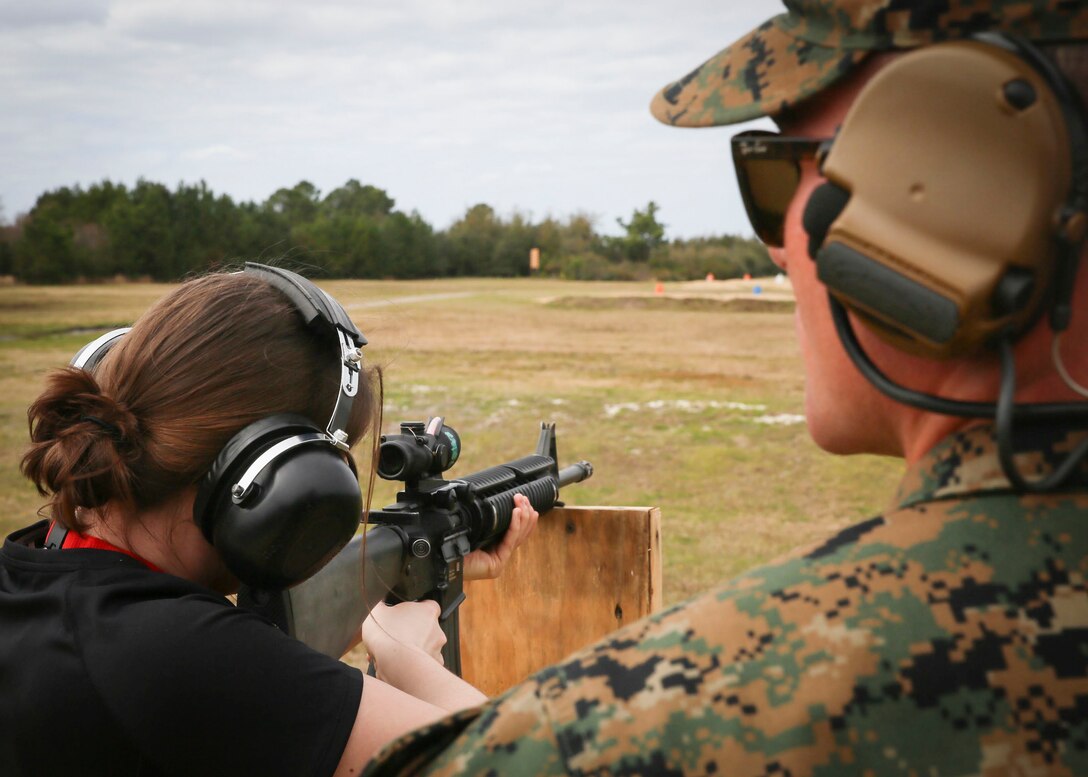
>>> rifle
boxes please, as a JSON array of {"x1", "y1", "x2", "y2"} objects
[{"x1": 238, "y1": 419, "x2": 592, "y2": 674}]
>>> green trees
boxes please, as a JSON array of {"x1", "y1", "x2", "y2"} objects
[
  {"x1": 0, "y1": 184, "x2": 772, "y2": 283},
  {"x1": 442, "y1": 204, "x2": 502, "y2": 276},
  {"x1": 322, "y1": 180, "x2": 394, "y2": 219},
  {"x1": 652, "y1": 234, "x2": 777, "y2": 281},
  {"x1": 267, "y1": 181, "x2": 321, "y2": 226},
  {"x1": 12, "y1": 203, "x2": 76, "y2": 283},
  {"x1": 539, "y1": 201, "x2": 772, "y2": 282},
  {"x1": 285, "y1": 180, "x2": 438, "y2": 277},
  {"x1": 615, "y1": 201, "x2": 666, "y2": 262},
  {"x1": 106, "y1": 181, "x2": 175, "y2": 279},
  {"x1": 0, "y1": 212, "x2": 11, "y2": 274}
]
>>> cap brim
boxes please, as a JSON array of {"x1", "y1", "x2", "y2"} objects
[{"x1": 650, "y1": 14, "x2": 867, "y2": 128}]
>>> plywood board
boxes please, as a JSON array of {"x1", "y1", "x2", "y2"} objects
[{"x1": 459, "y1": 505, "x2": 661, "y2": 696}]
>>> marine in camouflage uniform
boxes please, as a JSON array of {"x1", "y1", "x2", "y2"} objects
[
  {"x1": 366, "y1": 1, "x2": 1088, "y2": 774},
  {"x1": 369, "y1": 425, "x2": 1088, "y2": 775}
]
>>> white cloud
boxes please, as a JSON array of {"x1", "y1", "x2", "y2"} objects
[
  {"x1": 0, "y1": 0, "x2": 110, "y2": 27},
  {"x1": 183, "y1": 144, "x2": 252, "y2": 160},
  {"x1": 0, "y1": 0, "x2": 784, "y2": 236}
]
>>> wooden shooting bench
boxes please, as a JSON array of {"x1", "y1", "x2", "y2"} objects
[{"x1": 459, "y1": 505, "x2": 662, "y2": 696}]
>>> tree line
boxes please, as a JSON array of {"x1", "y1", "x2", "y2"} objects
[{"x1": 0, "y1": 179, "x2": 775, "y2": 284}]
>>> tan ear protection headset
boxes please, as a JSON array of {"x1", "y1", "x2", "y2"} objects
[
  {"x1": 804, "y1": 32, "x2": 1088, "y2": 357},
  {"x1": 801, "y1": 33, "x2": 1088, "y2": 491},
  {"x1": 67, "y1": 263, "x2": 368, "y2": 589}
]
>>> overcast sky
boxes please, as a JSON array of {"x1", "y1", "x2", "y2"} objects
[{"x1": 1, "y1": 0, "x2": 784, "y2": 239}]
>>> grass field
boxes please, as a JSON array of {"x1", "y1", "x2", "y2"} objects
[{"x1": 0, "y1": 276, "x2": 903, "y2": 604}]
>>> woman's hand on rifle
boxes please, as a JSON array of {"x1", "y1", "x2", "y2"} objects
[
  {"x1": 362, "y1": 600, "x2": 446, "y2": 674},
  {"x1": 463, "y1": 493, "x2": 539, "y2": 581},
  {"x1": 345, "y1": 600, "x2": 488, "y2": 773}
]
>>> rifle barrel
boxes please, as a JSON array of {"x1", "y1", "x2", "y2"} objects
[{"x1": 558, "y1": 460, "x2": 593, "y2": 488}]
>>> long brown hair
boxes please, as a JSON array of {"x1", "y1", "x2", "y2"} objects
[{"x1": 22, "y1": 270, "x2": 379, "y2": 530}]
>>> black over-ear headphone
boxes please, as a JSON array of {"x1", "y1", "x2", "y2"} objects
[
  {"x1": 70, "y1": 263, "x2": 368, "y2": 588},
  {"x1": 800, "y1": 33, "x2": 1088, "y2": 491}
]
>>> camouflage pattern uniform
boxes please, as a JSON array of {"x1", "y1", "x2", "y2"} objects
[{"x1": 367, "y1": 424, "x2": 1088, "y2": 775}]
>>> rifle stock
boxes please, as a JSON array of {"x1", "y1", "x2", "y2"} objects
[{"x1": 237, "y1": 527, "x2": 405, "y2": 658}]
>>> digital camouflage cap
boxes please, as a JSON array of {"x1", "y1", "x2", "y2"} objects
[{"x1": 650, "y1": 0, "x2": 1088, "y2": 128}]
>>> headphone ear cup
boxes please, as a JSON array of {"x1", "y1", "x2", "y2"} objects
[
  {"x1": 812, "y1": 39, "x2": 1077, "y2": 357},
  {"x1": 212, "y1": 445, "x2": 361, "y2": 590},
  {"x1": 802, "y1": 182, "x2": 851, "y2": 261},
  {"x1": 194, "y1": 414, "x2": 362, "y2": 589}
]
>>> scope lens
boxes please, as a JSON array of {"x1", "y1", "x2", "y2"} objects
[{"x1": 377, "y1": 441, "x2": 411, "y2": 480}]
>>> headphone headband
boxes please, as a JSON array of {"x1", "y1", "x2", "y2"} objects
[
  {"x1": 241, "y1": 262, "x2": 366, "y2": 348},
  {"x1": 69, "y1": 327, "x2": 131, "y2": 372},
  {"x1": 240, "y1": 263, "x2": 366, "y2": 450}
]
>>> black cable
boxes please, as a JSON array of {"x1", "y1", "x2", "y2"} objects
[
  {"x1": 995, "y1": 336, "x2": 1088, "y2": 491},
  {"x1": 831, "y1": 297, "x2": 991, "y2": 417},
  {"x1": 830, "y1": 293, "x2": 1088, "y2": 491},
  {"x1": 996, "y1": 335, "x2": 1031, "y2": 491},
  {"x1": 829, "y1": 295, "x2": 1088, "y2": 422}
]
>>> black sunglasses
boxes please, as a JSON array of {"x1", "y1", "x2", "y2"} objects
[{"x1": 731, "y1": 130, "x2": 833, "y2": 248}]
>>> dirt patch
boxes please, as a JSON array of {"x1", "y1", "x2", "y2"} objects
[
  {"x1": 546, "y1": 295, "x2": 795, "y2": 314},
  {"x1": 643, "y1": 370, "x2": 765, "y2": 390}
]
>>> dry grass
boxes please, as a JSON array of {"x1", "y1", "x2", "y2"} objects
[{"x1": 0, "y1": 277, "x2": 902, "y2": 604}]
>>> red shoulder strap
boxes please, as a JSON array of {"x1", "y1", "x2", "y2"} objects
[{"x1": 46, "y1": 522, "x2": 162, "y2": 573}]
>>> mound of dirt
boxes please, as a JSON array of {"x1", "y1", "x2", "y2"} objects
[{"x1": 545, "y1": 295, "x2": 795, "y2": 314}]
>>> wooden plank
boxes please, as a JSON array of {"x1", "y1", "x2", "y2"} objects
[{"x1": 459, "y1": 505, "x2": 662, "y2": 696}]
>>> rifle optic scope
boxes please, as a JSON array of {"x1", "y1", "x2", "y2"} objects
[{"x1": 377, "y1": 418, "x2": 461, "y2": 482}]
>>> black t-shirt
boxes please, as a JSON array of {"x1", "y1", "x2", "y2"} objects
[{"x1": 0, "y1": 521, "x2": 363, "y2": 777}]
